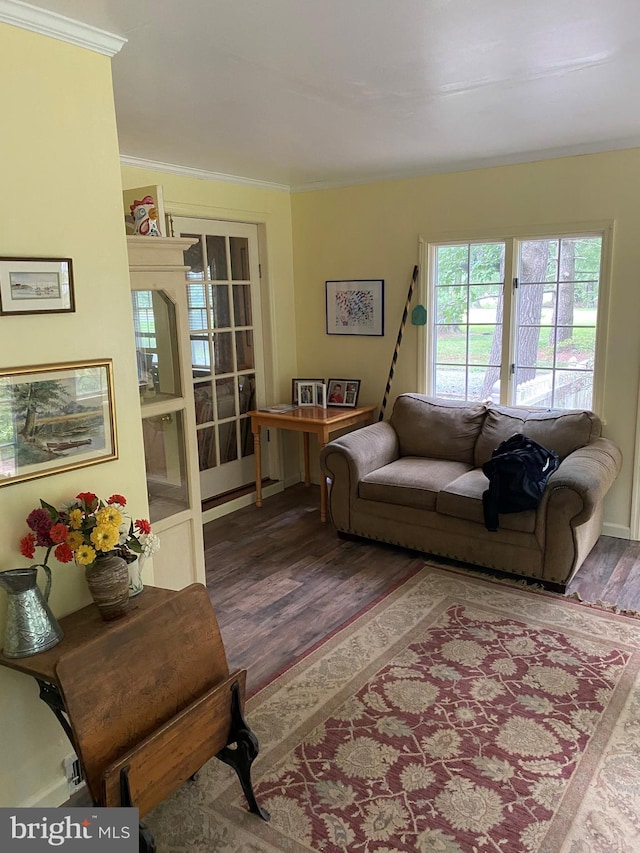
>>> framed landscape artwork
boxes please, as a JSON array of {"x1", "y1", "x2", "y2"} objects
[
  {"x1": 325, "y1": 279, "x2": 384, "y2": 336},
  {"x1": 0, "y1": 359, "x2": 117, "y2": 487},
  {"x1": 0, "y1": 257, "x2": 75, "y2": 315}
]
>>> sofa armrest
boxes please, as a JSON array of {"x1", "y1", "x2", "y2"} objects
[
  {"x1": 320, "y1": 422, "x2": 399, "y2": 530},
  {"x1": 538, "y1": 437, "x2": 622, "y2": 584},
  {"x1": 544, "y1": 437, "x2": 622, "y2": 523}
]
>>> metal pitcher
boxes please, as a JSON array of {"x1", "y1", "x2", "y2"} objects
[{"x1": 0, "y1": 565, "x2": 64, "y2": 658}]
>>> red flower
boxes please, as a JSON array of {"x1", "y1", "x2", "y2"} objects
[
  {"x1": 76, "y1": 492, "x2": 98, "y2": 509},
  {"x1": 107, "y1": 494, "x2": 127, "y2": 507},
  {"x1": 54, "y1": 543, "x2": 73, "y2": 563},
  {"x1": 135, "y1": 519, "x2": 151, "y2": 535},
  {"x1": 50, "y1": 523, "x2": 69, "y2": 544},
  {"x1": 20, "y1": 533, "x2": 36, "y2": 559}
]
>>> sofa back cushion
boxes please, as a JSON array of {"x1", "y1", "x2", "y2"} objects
[
  {"x1": 391, "y1": 394, "x2": 487, "y2": 464},
  {"x1": 474, "y1": 404, "x2": 602, "y2": 467}
]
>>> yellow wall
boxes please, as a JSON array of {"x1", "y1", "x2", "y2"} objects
[
  {"x1": 0, "y1": 25, "x2": 148, "y2": 806},
  {"x1": 292, "y1": 150, "x2": 640, "y2": 536}
]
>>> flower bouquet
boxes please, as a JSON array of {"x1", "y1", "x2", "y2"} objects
[
  {"x1": 20, "y1": 492, "x2": 159, "y2": 620},
  {"x1": 20, "y1": 491, "x2": 159, "y2": 569}
]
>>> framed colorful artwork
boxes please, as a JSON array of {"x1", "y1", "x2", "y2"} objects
[{"x1": 325, "y1": 279, "x2": 384, "y2": 336}]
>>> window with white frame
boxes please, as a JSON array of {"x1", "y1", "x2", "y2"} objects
[{"x1": 428, "y1": 232, "x2": 605, "y2": 410}]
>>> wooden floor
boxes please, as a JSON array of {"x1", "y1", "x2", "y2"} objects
[{"x1": 204, "y1": 483, "x2": 640, "y2": 694}]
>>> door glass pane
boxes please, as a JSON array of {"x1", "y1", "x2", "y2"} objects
[
  {"x1": 194, "y1": 383, "x2": 213, "y2": 425},
  {"x1": 191, "y1": 335, "x2": 211, "y2": 379},
  {"x1": 210, "y1": 284, "x2": 231, "y2": 328},
  {"x1": 197, "y1": 426, "x2": 217, "y2": 471},
  {"x1": 233, "y1": 284, "x2": 252, "y2": 326},
  {"x1": 183, "y1": 235, "x2": 204, "y2": 281},
  {"x1": 188, "y1": 284, "x2": 207, "y2": 330},
  {"x1": 216, "y1": 377, "x2": 236, "y2": 419},
  {"x1": 206, "y1": 236, "x2": 227, "y2": 280},
  {"x1": 218, "y1": 421, "x2": 238, "y2": 464},
  {"x1": 132, "y1": 290, "x2": 181, "y2": 405},
  {"x1": 230, "y1": 236, "x2": 250, "y2": 280},
  {"x1": 235, "y1": 330, "x2": 255, "y2": 370},
  {"x1": 142, "y1": 411, "x2": 189, "y2": 522},
  {"x1": 238, "y1": 374, "x2": 255, "y2": 414},
  {"x1": 213, "y1": 332, "x2": 234, "y2": 374}
]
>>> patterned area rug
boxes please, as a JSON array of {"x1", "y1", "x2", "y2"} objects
[{"x1": 146, "y1": 566, "x2": 640, "y2": 852}]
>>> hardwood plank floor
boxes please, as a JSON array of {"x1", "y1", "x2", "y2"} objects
[{"x1": 204, "y1": 484, "x2": 640, "y2": 694}]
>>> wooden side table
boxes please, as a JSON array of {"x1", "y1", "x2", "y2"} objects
[{"x1": 248, "y1": 404, "x2": 376, "y2": 521}]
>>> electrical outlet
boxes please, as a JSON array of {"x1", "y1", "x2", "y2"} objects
[{"x1": 63, "y1": 753, "x2": 85, "y2": 795}]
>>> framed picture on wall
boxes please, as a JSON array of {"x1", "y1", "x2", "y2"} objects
[
  {"x1": 327, "y1": 378, "x2": 361, "y2": 407},
  {"x1": 0, "y1": 359, "x2": 117, "y2": 487},
  {"x1": 0, "y1": 257, "x2": 75, "y2": 316},
  {"x1": 325, "y1": 279, "x2": 384, "y2": 336}
]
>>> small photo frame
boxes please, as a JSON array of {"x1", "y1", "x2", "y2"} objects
[
  {"x1": 292, "y1": 377, "x2": 323, "y2": 405},
  {"x1": 0, "y1": 359, "x2": 117, "y2": 487},
  {"x1": 327, "y1": 378, "x2": 361, "y2": 408},
  {"x1": 0, "y1": 257, "x2": 74, "y2": 315},
  {"x1": 315, "y1": 382, "x2": 327, "y2": 408},
  {"x1": 326, "y1": 279, "x2": 384, "y2": 336},
  {"x1": 296, "y1": 380, "x2": 316, "y2": 406}
]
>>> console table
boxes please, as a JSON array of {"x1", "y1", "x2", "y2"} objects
[
  {"x1": 0, "y1": 584, "x2": 268, "y2": 851},
  {"x1": 249, "y1": 404, "x2": 376, "y2": 521}
]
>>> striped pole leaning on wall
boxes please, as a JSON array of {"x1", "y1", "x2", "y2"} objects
[{"x1": 378, "y1": 264, "x2": 420, "y2": 422}]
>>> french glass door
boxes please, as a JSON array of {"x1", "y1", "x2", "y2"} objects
[{"x1": 172, "y1": 217, "x2": 266, "y2": 501}]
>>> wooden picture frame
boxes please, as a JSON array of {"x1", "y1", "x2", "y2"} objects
[
  {"x1": 325, "y1": 279, "x2": 384, "y2": 336},
  {"x1": 327, "y1": 378, "x2": 361, "y2": 407},
  {"x1": 0, "y1": 257, "x2": 74, "y2": 315},
  {"x1": 0, "y1": 359, "x2": 117, "y2": 487}
]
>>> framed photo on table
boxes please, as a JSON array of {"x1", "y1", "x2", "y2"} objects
[
  {"x1": 327, "y1": 378, "x2": 361, "y2": 407},
  {"x1": 0, "y1": 359, "x2": 117, "y2": 487},
  {"x1": 0, "y1": 257, "x2": 74, "y2": 315},
  {"x1": 292, "y1": 377, "x2": 323, "y2": 405},
  {"x1": 325, "y1": 279, "x2": 384, "y2": 336}
]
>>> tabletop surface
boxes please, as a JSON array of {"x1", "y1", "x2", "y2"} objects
[
  {"x1": 0, "y1": 585, "x2": 176, "y2": 682},
  {"x1": 249, "y1": 405, "x2": 376, "y2": 426}
]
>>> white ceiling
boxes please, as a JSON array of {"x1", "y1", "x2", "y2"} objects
[{"x1": 18, "y1": 0, "x2": 640, "y2": 189}]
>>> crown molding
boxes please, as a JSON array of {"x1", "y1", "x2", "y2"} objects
[
  {"x1": 119, "y1": 155, "x2": 291, "y2": 193},
  {"x1": 0, "y1": 0, "x2": 126, "y2": 56}
]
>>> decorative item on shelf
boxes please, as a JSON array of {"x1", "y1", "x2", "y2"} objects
[
  {"x1": 130, "y1": 195, "x2": 162, "y2": 237},
  {"x1": 0, "y1": 564, "x2": 63, "y2": 658},
  {"x1": 19, "y1": 491, "x2": 160, "y2": 622}
]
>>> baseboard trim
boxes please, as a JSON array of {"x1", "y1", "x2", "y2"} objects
[
  {"x1": 201, "y1": 481, "x2": 285, "y2": 523},
  {"x1": 23, "y1": 777, "x2": 70, "y2": 808},
  {"x1": 603, "y1": 522, "x2": 631, "y2": 539}
]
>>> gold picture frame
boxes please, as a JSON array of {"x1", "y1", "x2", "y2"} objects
[{"x1": 0, "y1": 359, "x2": 117, "y2": 487}]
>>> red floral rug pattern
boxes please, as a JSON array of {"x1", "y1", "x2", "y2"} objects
[
  {"x1": 254, "y1": 602, "x2": 628, "y2": 852},
  {"x1": 146, "y1": 567, "x2": 640, "y2": 852}
]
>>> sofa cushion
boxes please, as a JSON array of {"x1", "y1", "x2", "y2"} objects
[
  {"x1": 360, "y1": 457, "x2": 472, "y2": 511},
  {"x1": 437, "y1": 468, "x2": 537, "y2": 533},
  {"x1": 391, "y1": 394, "x2": 487, "y2": 464},
  {"x1": 474, "y1": 404, "x2": 602, "y2": 467}
]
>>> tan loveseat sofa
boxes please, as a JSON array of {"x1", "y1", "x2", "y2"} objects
[{"x1": 320, "y1": 394, "x2": 622, "y2": 590}]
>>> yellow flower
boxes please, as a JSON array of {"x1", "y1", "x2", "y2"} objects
[
  {"x1": 68, "y1": 508, "x2": 83, "y2": 530},
  {"x1": 90, "y1": 525, "x2": 120, "y2": 552},
  {"x1": 75, "y1": 544, "x2": 96, "y2": 565},
  {"x1": 96, "y1": 506, "x2": 123, "y2": 529},
  {"x1": 66, "y1": 531, "x2": 84, "y2": 551}
]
